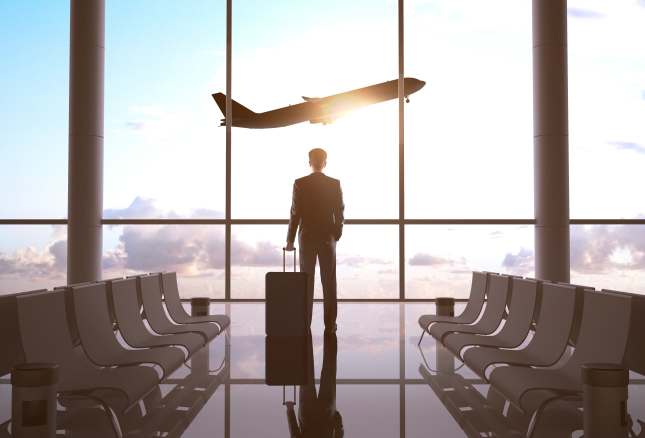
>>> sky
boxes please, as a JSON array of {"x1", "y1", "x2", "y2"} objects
[{"x1": 1, "y1": 0, "x2": 644, "y2": 297}]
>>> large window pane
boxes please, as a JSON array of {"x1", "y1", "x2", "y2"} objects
[
  {"x1": 232, "y1": 0, "x2": 397, "y2": 219},
  {"x1": 571, "y1": 225, "x2": 645, "y2": 295},
  {"x1": 405, "y1": 0, "x2": 533, "y2": 218},
  {"x1": 0, "y1": 3, "x2": 68, "y2": 218},
  {"x1": 406, "y1": 225, "x2": 534, "y2": 298},
  {"x1": 103, "y1": 225, "x2": 224, "y2": 298},
  {"x1": 103, "y1": 1, "x2": 225, "y2": 218},
  {"x1": 0, "y1": 226, "x2": 67, "y2": 295},
  {"x1": 569, "y1": 1, "x2": 645, "y2": 218},
  {"x1": 231, "y1": 225, "x2": 398, "y2": 299}
]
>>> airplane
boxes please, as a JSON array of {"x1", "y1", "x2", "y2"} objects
[{"x1": 211, "y1": 77, "x2": 425, "y2": 129}]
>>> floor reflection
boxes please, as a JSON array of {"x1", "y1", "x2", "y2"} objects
[{"x1": 0, "y1": 302, "x2": 643, "y2": 437}]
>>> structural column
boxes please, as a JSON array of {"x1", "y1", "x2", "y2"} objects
[
  {"x1": 67, "y1": 0, "x2": 105, "y2": 284},
  {"x1": 533, "y1": 0, "x2": 570, "y2": 282}
]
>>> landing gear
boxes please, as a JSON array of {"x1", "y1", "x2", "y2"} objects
[{"x1": 405, "y1": 96, "x2": 410, "y2": 103}]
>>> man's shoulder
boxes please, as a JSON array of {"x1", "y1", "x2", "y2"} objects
[{"x1": 295, "y1": 173, "x2": 340, "y2": 186}]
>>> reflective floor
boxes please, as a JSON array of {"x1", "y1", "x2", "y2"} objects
[{"x1": 1, "y1": 302, "x2": 644, "y2": 437}]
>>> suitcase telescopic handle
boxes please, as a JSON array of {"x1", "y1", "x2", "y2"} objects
[{"x1": 282, "y1": 247, "x2": 297, "y2": 272}]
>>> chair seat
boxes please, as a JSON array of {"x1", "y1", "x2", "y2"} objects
[
  {"x1": 489, "y1": 366, "x2": 579, "y2": 413},
  {"x1": 443, "y1": 332, "x2": 521, "y2": 359}
]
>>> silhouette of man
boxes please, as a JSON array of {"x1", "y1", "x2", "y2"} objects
[
  {"x1": 285, "y1": 333, "x2": 343, "y2": 438},
  {"x1": 285, "y1": 148, "x2": 344, "y2": 333}
]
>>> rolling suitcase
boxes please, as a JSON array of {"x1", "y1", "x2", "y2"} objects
[{"x1": 265, "y1": 248, "x2": 308, "y2": 336}]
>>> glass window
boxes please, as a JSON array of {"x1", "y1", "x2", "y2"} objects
[
  {"x1": 103, "y1": 1, "x2": 226, "y2": 218},
  {"x1": 571, "y1": 225, "x2": 645, "y2": 295},
  {"x1": 0, "y1": 3, "x2": 69, "y2": 218},
  {"x1": 405, "y1": 0, "x2": 533, "y2": 219},
  {"x1": 231, "y1": 225, "x2": 398, "y2": 299},
  {"x1": 568, "y1": 0, "x2": 645, "y2": 218},
  {"x1": 232, "y1": 0, "x2": 398, "y2": 219},
  {"x1": 103, "y1": 225, "x2": 225, "y2": 299},
  {"x1": 406, "y1": 225, "x2": 534, "y2": 298},
  {"x1": 0, "y1": 226, "x2": 67, "y2": 295}
]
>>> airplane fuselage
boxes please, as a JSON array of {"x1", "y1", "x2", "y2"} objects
[{"x1": 215, "y1": 77, "x2": 425, "y2": 129}]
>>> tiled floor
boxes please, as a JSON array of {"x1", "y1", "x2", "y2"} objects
[{"x1": 1, "y1": 302, "x2": 644, "y2": 437}]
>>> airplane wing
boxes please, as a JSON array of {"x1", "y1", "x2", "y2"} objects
[{"x1": 302, "y1": 96, "x2": 321, "y2": 102}]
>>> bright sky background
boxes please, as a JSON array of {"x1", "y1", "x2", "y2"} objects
[{"x1": 1, "y1": 0, "x2": 644, "y2": 297}]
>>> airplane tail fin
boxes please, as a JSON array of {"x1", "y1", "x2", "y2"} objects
[{"x1": 211, "y1": 93, "x2": 256, "y2": 118}]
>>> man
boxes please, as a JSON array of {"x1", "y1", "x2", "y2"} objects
[{"x1": 285, "y1": 148, "x2": 344, "y2": 333}]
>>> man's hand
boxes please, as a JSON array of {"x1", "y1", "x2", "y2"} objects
[{"x1": 284, "y1": 242, "x2": 295, "y2": 251}]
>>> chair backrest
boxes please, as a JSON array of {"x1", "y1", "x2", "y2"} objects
[
  {"x1": 523, "y1": 283, "x2": 577, "y2": 363},
  {"x1": 16, "y1": 290, "x2": 77, "y2": 364},
  {"x1": 497, "y1": 278, "x2": 538, "y2": 344},
  {"x1": 161, "y1": 272, "x2": 184, "y2": 313},
  {"x1": 602, "y1": 289, "x2": 645, "y2": 376},
  {"x1": 0, "y1": 292, "x2": 41, "y2": 376},
  {"x1": 458, "y1": 271, "x2": 488, "y2": 321},
  {"x1": 554, "y1": 281, "x2": 593, "y2": 345},
  {"x1": 72, "y1": 282, "x2": 122, "y2": 362},
  {"x1": 110, "y1": 277, "x2": 147, "y2": 344},
  {"x1": 139, "y1": 274, "x2": 165, "y2": 325},
  {"x1": 564, "y1": 290, "x2": 632, "y2": 381},
  {"x1": 475, "y1": 274, "x2": 510, "y2": 332}
]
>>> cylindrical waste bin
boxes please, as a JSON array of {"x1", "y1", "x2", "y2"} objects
[
  {"x1": 582, "y1": 363, "x2": 629, "y2": 438},
  {"x1": 191, "y1": 297, "x2": 210, "y2": 317},
  {"x1": 436, "y1": 297, "x2": 455, "y2": 318},
  {"x1": 11, "y1": 363, "x2": 59, "y2": 438}
]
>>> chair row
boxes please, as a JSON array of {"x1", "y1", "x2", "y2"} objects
[
  {"x1": 0, "y1": 272, "x2": 229, "y2": 435},
  {"x1": 418, "y1": 271, "x2": 644, "y2": 429}
]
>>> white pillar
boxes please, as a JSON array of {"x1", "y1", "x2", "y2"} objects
[
  {"x1": 67, "y1": 0, "x2": 105, "y2": 284},
  {"x1": 533, "y1": 0, "x2": 570, "y2": 282}
]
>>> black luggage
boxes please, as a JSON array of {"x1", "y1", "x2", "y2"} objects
[{"x1": 265, "y1": 248, "x2": 308, "y2": 336}]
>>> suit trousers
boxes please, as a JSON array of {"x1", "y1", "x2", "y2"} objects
[{"x1": 298, "y1": 235, "x2": 337, "y2": 328}]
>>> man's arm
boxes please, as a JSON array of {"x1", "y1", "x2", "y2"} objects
[
  {"x1": 286, "y1": 180, "x2": 300, "y2": 249},
  {"x1": 335, "y1": 180, "x2": 345, "y2": 241}
]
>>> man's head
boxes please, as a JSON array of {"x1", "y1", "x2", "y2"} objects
[{"x1": 308, "y1": 148, "x2": 327, "y2": 172}]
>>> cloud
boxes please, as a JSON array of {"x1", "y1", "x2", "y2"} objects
[
  {"x1": 125, "y1": 121, "x2": 144, "y2": 130},
  {"x1": 409, "y1": 253, "x2": 456, "y2": 266},
  {"x1": 609, "y1": 141, "x2": 645, "y2": 155},
  {"x1": 571, "y1": 224, "x2": 645, "y2": 274},
  {"x1": 103, "y1": 197, "x2": 223, "y2": 219},
  {"x1": 339, "y1": 256, "x2": 390, "y2": 267},
  {"x1": 567, "y1": 7, "x2": 605, "y2": 18},
  {"x1": 105, "y1": 224, "x2": 282, "y2": 274},
  {"x1": 501, "y1": 247, "x2": 534, "y2": 275},
  {"x1": 0, "y1": 240, "x2": 67, "y2": 279}
]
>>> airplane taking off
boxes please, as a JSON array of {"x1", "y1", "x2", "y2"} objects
[{"x1": 212, "y1": 77, "x2": 425, "y2": 129}]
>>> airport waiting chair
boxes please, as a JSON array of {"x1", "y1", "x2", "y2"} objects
[
  {"x1": 138, "y1": 274, "x2": 220, "y2": 343},
  {"x1": 462, "y1": 283, "x2": 578, "y2": 380},
  {"x1": 161, "y1": 272, "x2": 230, "y2": 331},
  {"x1": 70, "y1": 283, "x2": 185, "y2": 379},
  {"x1": 443, "y1": 278, "x2": 538, "y2": 359},
  {"x1": 0, "y1": 291, "x2": 44, "y2": 376},
  {"x1": 15, "y1": 290, "x2": 160, "y2": 421},
  {"x1": 110, "y1": 278, "x2": 204, "y2": 356},
  {"x1": 488, "y1": 290, "x2": 631, "y2": 425},
  {"x1": 417, "y1": 272, "x2": 488, "y2": 345},
  {"x1": 602, "y1": 289, "x2": 645, "y2": 376},
  {"x1": 428, "y1": 274, "x2": 511, "y2": 343}
]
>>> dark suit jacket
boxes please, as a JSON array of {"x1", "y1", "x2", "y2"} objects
[{"x1": 287, "y1": 173, "x2": 344, "y2": 244}]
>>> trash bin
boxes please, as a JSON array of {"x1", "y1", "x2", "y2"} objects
[{"x1": 11, "y1": 363, "x2": 59, "y2": 438}]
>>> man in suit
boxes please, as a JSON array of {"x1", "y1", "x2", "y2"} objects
[{"x1": 285, "y1": 148, "x2": 344, "y2": 333}]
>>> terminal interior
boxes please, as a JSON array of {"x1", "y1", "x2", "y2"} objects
[{"x1": 1, "y1": 1, "x2": 644, "y2": 437}]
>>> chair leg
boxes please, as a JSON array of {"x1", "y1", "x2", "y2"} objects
[
  {"x1": 418, "y1": 329, "x2": 426, "y2": 346},
  {"x1": 525, "y1": 394, "x2": 579, "y2": 438}
]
